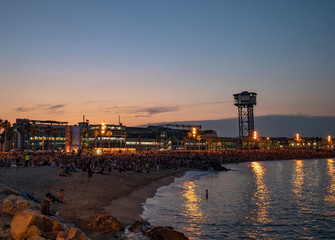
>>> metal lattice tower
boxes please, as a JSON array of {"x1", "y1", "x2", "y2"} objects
[{"x1": 233, "y1": 91, "x2": 257, "y2": 139}]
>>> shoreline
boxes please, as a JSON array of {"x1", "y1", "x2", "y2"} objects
[{"x1": 105, "y1": 170, "x2": 186, "y2": 225}]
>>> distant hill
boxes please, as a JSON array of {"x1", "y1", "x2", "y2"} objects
[{"x1": 139, "y1": 115, "x2": 335, "y2": 138}]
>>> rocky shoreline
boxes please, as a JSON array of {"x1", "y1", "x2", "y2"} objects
[{"x1": 0, "y1": 183, "x2": 189, "y2": 240}]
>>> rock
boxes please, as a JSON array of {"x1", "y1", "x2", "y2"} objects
[
  {"x1": 56, "y1": 230, "x2": 67, "y2": 240},
  {"x1": 55, "y1": 228, "x2": 90, "y2": 240},
  {"x1": 129, "y1": 218, "x2": 152, "y2": 233},
  {"x1": 27, "y1": 236, "x2": 46, "y2": 240},
  {"x1": 2, "y1": 195, "x2": 35, "y2": 216},
  {"x1": 89, "y1": 215, "x2": 124, "y2": 233},
  {"x1": 0, "y1": 223, "x2": 12, "y2": 240},
  {"x1": 210, "y1": 162, "x2": 230, "y2": 171},
  {"x1": 10, "y1": 210, "x2": 64, "y2": 240},
  {"x1": 27, "y1": 225, "x2": 44, "y2": 238},
  {"x1": 67, "y1": 227, "x2": 90, "y2": 240},
  {"x1": 146, "y1": 226, "x2": 189, "y2": 240}
]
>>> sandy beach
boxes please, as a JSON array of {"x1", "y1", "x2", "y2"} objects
[{"x1": 0, "y1": 166, "x2": 187, "y2": 236}]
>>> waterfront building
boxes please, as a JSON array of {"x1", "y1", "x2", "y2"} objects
[{"x1": 12, "y1": 119, "x2": 68, "y2": 151}]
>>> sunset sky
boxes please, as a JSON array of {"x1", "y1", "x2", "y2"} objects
[{"x1": 1, "y1": 0, "x2": 334, "y2": 127}]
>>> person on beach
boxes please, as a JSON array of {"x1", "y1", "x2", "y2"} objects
[
  {"x1": 41, "y1": 193, "x2": 59, "y2": 217},
  {"x1": 24, "y1": 154, "x2": 30, "y2": 167},
  {"x1": 56, "y1": 189, "x2": 71, "y2": 204},
  {"x1": 87, "y1": 161, "x2": 93, "y2": 182},
  {"x1": 206, "y1": 189, "x2": 208, "y2": 199}
]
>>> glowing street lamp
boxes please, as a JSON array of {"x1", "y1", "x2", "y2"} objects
[
  {"x1": 328, "y1": 135, "x2": 331, "y2": 143},
  {"x1": 192, "y1": 127, "x2": 197, "y2": 138},
  {"x1": 295, "y1": 133, "x2": 300, "y2": 142},
  {"x1": 101, "y1": 122, "x2": 106, "y2": 135},
  {"x1": 253, "y1": 131, "x2": 257, "y2": 140}
]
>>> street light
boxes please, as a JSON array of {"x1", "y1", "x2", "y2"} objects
[
  {"x1": 253, "y1": 131, "x2": 257, "y2": 140},
  {"x1": 295, "y1": 133, "x2": 300, "y2": 142},
  {"x1": 328, "y1": 135, "x2": 331, "y2": 142}
]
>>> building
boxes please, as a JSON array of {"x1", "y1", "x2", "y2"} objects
[{"x1": 13, "y1": 119, "x2": 68, "y2": 151}]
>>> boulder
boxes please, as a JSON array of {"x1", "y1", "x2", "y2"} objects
[
  {"x1": 67, "y1": 227, "x2": 90, "y2": 240},
  {"x1": 27, "y1": 225, "x2": 44, "y2": 238},
  {"x1": 146, "y1": 226, "x2": 189, "y2": 240},
  {"x1": 2, "y1": 195, "x2": 35, "y2": 215},
  {"x1": 129, "y1": 218, "x2": 152, "y2": 233},
  {"x1": 89, "y1": 215, "x2": 124, "y2": 233},
  {"x1": 27, "y1": 236, "x2": 46, "y2": 240},
  {"x1": 55, "y1": 228, "x2": 90, "y2": 240},
  {"x1": 10, "y1": 210, "x2": 64, "y2": 240},
  {"x1": 0, "y1": 223, "x2": 12, "y2": 240}
]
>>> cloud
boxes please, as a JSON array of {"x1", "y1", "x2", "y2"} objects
[
  {"x1": 15, "y1": 104, "x2": 66, "y2": 114},
  {"x1": 134, "y1": 106, "x2": 180, "y2": 118}
]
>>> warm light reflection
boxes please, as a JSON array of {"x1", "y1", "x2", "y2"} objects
[
  {"x1": 182, "y1": 180, "x2": 203, "y2": 238},
  {"x1": 293, "y1": 160, "x2": 304, "y2": 200},
  {"x1": 250, "y1": 162, "x2": 271, "y2": 224},
  {"x1": 325, "y1": 159, "x2": 335, "y2": 205}
]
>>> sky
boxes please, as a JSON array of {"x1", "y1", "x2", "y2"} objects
[{"x1": 1, "y1": 0, "x2": 334, "y2": 128}]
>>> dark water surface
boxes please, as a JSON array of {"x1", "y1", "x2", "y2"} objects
[{"x1": 141, "y1": 158, "x2": 335, "y2": 239}]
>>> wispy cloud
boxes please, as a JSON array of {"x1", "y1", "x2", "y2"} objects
[
  {"x1": 15, "y1": 104, "x2": 66, "y2": 114},
  {"x1": 134, "y1": 106, "x2": 180, "y2": 118}
]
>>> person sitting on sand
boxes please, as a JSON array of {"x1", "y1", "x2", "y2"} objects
[
  {"x1": 56, "y1": 189, "x2": 71, "y2": 204},
  {"x1": 41, "y1": 193, "x2": 59, "y2": 217}
]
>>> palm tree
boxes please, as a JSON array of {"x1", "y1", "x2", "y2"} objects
[
  {"x1": 44, "y1": 126, "x2": 53, "y2": 151},
  {"x1": 183, "y1": 137, "x2": 188, "y2": 150},
  {"x1": 215, "y1": 137, "x2": 219, "y2": 151},
  {"x1": 29, "y1": 125, "x2": 39, "y2": 151},
  {"x1": 137, "y1": 136, "x2": 142, "y2": 151},
  {"x1": 106, "y1": 130, "x2": 113, "y2": 149},
  {"x1": 0, "y1": 119, "x2": 2, "y2": 151},
  {"x1": 187, "y1": 132, "x2": 193, "y2": 151},
  {"x1": 206, "y1": 138, "x2": 212, "y2": 151},
  {"x1": 171, "y1": 136, "x2": 176, "y2": 150},
  {"x1": 80, "y1": 129, "x2": 88, "y2": 149},
  {"x1": 196, "y1": 135, "x2": 202, "y2": 151},
  {"x1": 155, "y1": 136, "x2": 161, "y2": 150},
  {"x1": 17, "y1": 121, "x2": 28, "y2": 151},
  {"x1": 124, "y1": 132, "x2": 128, "y2": 150},
  {"x1": 51, "y1": 128, "x2": 60, "y2": 151},
  {"x1": 1, "y1": 120, "x2": 11, "y2": 152},
  {"x1": 93, "y1": 130, "x2": 99, "y2": 148}
]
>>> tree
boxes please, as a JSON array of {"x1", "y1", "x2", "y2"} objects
[
  {"x1": 196, "y1": 135, "x2": 202, "y2": 151},
  {"x1": 1, "y1": 120, "x2": 11, "y2": 152},
  {"x1": 137, "y1": 136, "x2": 142, "y2": 151},
  {"x1": 44, "y1": 126, "x2": 53, "y2": 151},
  {"x1": 29, "y1": 125, "x2": 39, "y2": 151},
  {"x1": 155, "y1": 136, "x2": 161, "y2": 150},
  {"x1": 93, "y1": 130, "x2": 99, "y2": 148},
  {"x1": 51, "y1": 128, "x2": 60, "y2": 151},
  {"x1": 206, "y1": 138, "x2": 212, "y2": 151},
  {"x1": 17, "y1": 121, "x2": 29, "y2": 151},
  {"x1": 187, "y1": 132, "x2": 193, "y2": 151},
  {"x1": 80, "y1": 129, "x2": 88, "y2": 149},
  {"x1": 106, "y1": 130, "x2": 113, "y2": 149}
]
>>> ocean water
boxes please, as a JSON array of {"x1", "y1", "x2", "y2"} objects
[{"x1": 141, "y1": 158, "x2": 335, "y2": 239}]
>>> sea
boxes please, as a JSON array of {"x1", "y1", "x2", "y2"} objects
[{"x1": 123, "y1": 158, "x2": 335, "y2": 239}]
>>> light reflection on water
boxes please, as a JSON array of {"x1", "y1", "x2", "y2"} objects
[
  {"x1": 292, "y1": 160, "x2": 304, "y2": 202},
  {"x1": 141, "y1": 159, "x2": 335, "y2": 239},
  {"x1": 182, "y1": 180, "x2": 204, "y2": 238},
  {"x1": 325, "y1": 159, "x2": 335, "y2": 206}
]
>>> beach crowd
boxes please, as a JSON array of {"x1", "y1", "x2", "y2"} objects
[{"x1": 0, "y1": 150, "x2": 334, "y2": 175}]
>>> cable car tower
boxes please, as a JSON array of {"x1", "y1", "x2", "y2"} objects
[{"x1": 233, "y1": 91, "x2": 257, "y2": 139}]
